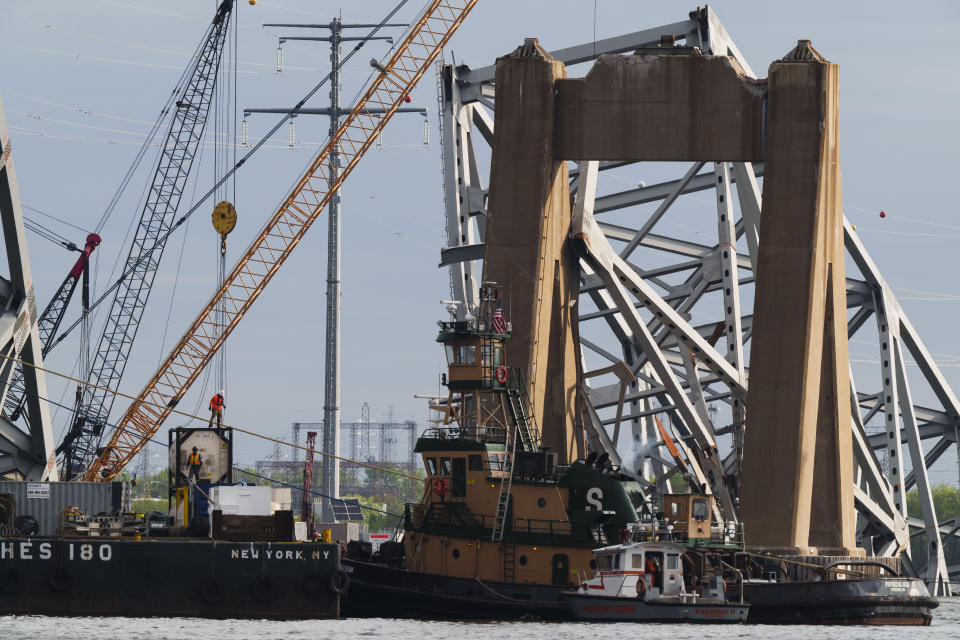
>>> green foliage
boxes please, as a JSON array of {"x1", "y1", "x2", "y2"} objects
[
  {"x1": 135, "y1": 470, "x2": 169, "y2": 499},
  {"x1": 339, "y1": 464, "x2": 427, "y2": 533},
  {"x1": 355, "y1": 495, "x2": 404, "y2": 533},
  {"x1": 132, "y1": 498, "x2": 167, "y2": 514},
  {"x1": 906, "y1": 483, "x2": 960, "y2": 565}
]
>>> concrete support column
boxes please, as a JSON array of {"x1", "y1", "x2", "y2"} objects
[
  {"x1": 741, "y1": 42, "x2": 855, "y2": 553},
  {"x1": 482, "y1": 39, "x2": 582, "y2": 464}
]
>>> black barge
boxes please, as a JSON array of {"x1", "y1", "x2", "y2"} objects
[{"x1": 0, "y1": 537, "x2": 344, "y2": 618}]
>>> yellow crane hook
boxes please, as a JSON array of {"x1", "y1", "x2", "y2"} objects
[{"x1": 212, "y1": 200, "x2": 237, "y2": 254}]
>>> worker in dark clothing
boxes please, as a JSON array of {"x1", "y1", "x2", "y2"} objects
[
  {"x1": 187, "y1": 447, "x2": 203, "y2": 484},
  {"x1": 208, "y1": 390, "x2": 225, "y2": 432}
]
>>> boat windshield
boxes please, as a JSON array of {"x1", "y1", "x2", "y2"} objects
[
  {"x1": 595, "y1": 554, "x2": 618, "y2": 571},
  {"x1": 692, "y1": 498, "x2": 709, "y2": 520}
]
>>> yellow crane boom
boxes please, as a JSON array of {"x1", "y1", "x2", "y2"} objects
[{"x1": 84, "y1": 0, "x2": 477, "y2": 481}]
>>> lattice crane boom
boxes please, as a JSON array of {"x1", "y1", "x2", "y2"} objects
[
  {"x1": 63, "y1": 0, "x2": 235, "y2": 477},
  {"x1": 85, "y1": 0, "x2": 477, "y2": 481}
]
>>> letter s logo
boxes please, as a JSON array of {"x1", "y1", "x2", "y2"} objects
[{"x1": 586, "y1": 487, "x2": 603, "y2": 511}]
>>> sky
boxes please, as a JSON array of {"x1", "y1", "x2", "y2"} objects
[{"x1": 0, "y1": 0, "x2": 958, "y2": 479}]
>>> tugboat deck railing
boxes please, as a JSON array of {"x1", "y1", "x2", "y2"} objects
[
  {"x1": 405, "y1": 502, "x2": 610, "y2": 546},
  {"x1": 619, "y1": 520, "x2": 746, "y2": 550}
]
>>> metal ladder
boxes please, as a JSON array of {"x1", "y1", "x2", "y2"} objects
[
  {"x1": 502, "y1": 542, "x2": 517, "y2": 583},
  {"x1": 504, "y1": 368, "x2": 539, "y2": 451},
  {"x1": 491, "y1": 424, "x2": 518, "y2": 542}
]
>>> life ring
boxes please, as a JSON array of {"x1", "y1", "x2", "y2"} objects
[
  {"x1": 200, "y1": 579, "x2": 224, "y2": 604},
  {"x1": 0, "y1": 569, "x2": 20, "y2": 594},
  {"x1": 635, "y1": 577, "x2": 647, "y2": 599},
  {"x1": 495, "y1": 366, "x2": 508, "y2": 384},
  {"x1": 251, "y1": 576, "x2": 274, "y2": 601},
  {"x1": 329, "y1": 569, "x2": 350, "y2": 596},
  {"x1": 432, "y1": 477, "x2": 448, "y2": 496},
  {"x1": 47, "y1": 568, "x2": 71, "y2": 593}
]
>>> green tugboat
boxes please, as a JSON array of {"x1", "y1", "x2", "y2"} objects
[
  {"x1": 342, "y1": 287, "x2": 740, "y2": 619},
  {"x1": 342, "y1": 287, "x2": 937, "y2": 624}
]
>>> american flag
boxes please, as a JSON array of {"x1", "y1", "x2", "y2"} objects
[{"x1": 492, "y1": 302, "x2": 506, "y2": 334}]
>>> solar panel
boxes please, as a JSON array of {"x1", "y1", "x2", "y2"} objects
[{"x1": 330, "y1": 498, "x2": 365, "y2": 522}]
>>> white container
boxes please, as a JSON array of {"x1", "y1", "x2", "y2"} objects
[{"x1": 209, "y1": 485, "x2": 272, "y2": 516}]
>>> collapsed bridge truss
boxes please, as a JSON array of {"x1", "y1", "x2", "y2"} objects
[{"x1": 437, "y1": 7, "x2": 958, "y2": 594}]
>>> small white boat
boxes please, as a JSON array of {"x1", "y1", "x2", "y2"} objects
[{"x1": 563, "y1": 539, "x2": 749, "y2": 623}]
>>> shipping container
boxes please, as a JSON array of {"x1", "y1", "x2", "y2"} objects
[{"x1": 0, "y1": 481, "x2": 130, "y2": 536}]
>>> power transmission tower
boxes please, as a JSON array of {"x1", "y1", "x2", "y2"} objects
[{"x1": 245, "y1": 17, "x2": 425, "y2": 523}]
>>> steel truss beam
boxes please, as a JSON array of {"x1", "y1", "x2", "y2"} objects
[
  {"x1": 0, "y1": 97, "x2": 57, "y2": 480},
  {"x1": 438, "y1": 7, "x2": 958, "y2": 593}
]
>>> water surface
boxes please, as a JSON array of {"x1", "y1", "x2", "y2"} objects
[{"x1": 4, "y1": 598, "x2": 959, "y2": 640}]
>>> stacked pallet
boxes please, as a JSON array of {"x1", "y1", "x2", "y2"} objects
[{"x1": 59, "y1": 509, "x2": 147, "y2": 538}]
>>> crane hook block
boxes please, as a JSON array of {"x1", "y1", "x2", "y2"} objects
[{"x1": 212, "y1": 201, "x2": 237, "y2": 237}]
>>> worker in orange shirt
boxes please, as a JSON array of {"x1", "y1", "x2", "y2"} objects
[
  {"x1": 208, "y1": 390, "x2": 225, "y2": 433},
  {"x1": 645, "y1": 554, "x2": 662, "y2": 591}
]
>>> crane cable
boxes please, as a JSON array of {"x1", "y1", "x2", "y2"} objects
[
  {"x1": 45, "y1": 0, "x2": 411, "y2": 355},
  {"x1": 0, "y1": 349, "x2": 419, "y2": 481}
]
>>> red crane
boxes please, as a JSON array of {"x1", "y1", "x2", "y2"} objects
[
  {"x1": 303, "y1": 431, "x2": 317, "y2": 537},
  {"x1": 3, "y1": 233, "x2": 101, "y2": 424}
]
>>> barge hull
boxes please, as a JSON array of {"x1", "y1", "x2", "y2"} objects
[
  {"x1": 0, "y1": 538, "x2": 342, "y2": 618},
  {"x1": 564, "y1": 593, "x2": 749, "y2": 622},
  {"x1": 344, "y1": 559, "x2": 568, "y2": 620},
  {"x1": 742, "y1": 577, "x2": 936, "y2": 625},
  {"x1": 345, "y1": 559, "x2": 937, "y2": 625}
]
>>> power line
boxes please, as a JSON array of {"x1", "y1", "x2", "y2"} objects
[
  {"x1": 0, "y1": 349, "x2": 418, "y2": 481},
  {"x1": 233, "y1": 467, "x2": 403, "y2": 519},
  {"x1": 43, "y1": 0, "x2": 414, "y2": 355}
]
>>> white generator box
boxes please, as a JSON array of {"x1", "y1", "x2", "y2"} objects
[
  {"x1": 209, "y1": 485, "x2": 272, "y2": 516},
  {"x1": 321, "y1": 521, "x2": 360, "y2": 542},
  {"x1": 294, "y1": 521, "x2": 308, "y2": 541},
  {"x1": 270, "y1": 487, "x2": 292, "y2": 513}
]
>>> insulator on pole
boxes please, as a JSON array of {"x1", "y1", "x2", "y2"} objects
[
  {"x1": 276, "y1": 46, "x2": 284, "y2": 73},
  {"x1": 288, "y1": 119, "x2": 295, "y2": 148},
  {"x1": 376, "y1": 132, "x2": 383, "y2": 151},
  {"x1": 423, "y1": 120, "x2": 430, "y2": 148},
  {"x1": 241, "y1": 119, "x2": 248, "y2": 146}
]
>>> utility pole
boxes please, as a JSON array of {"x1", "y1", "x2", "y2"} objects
[{"x1": 248, "y1": 18, "x2": 425, "y2": 524}]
